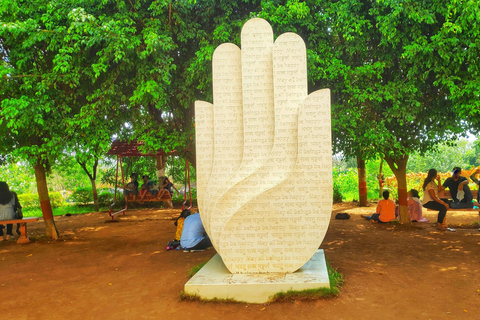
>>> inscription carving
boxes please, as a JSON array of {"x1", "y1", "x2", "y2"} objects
[{"x1": 195, "y1": 18, "x2": 332, "y2": 273}]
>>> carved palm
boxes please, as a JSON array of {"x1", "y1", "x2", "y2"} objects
[{"x1": 195, "y1": 18, "x2": 332, "y2": 274}]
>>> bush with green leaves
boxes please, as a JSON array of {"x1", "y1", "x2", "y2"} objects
[
  {"x1": 97, "y1": 189, "x2": 114, "y2": 207},
  {"x1": 18, "y1": 191, "x2": 65, "y2": 208},
  {"x1": 333, "y1": 182, "x2": 344, "y2": 203},
  {"x1": 69, "y1": 187, "x2": 93, "y2": 205}
]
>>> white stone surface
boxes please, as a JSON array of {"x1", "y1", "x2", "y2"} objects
[
  {"x1": 184, "y1": 250, "x2": 330, "y2": 304},
  {"x1": 195, "y1": 18, "x2": 332, "y2": 274}
]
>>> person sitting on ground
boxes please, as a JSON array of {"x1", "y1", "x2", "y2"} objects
[
  {"x1": 443, "y1": 167, "x2": 473, "y2": 207},
  {"x1": 0, "y1": 181, "x2": 23, "y2": 241},
  {"x1": 174, "y1": 209, "x2": 191, "y2": 241},
  {"x1": 422, "y1": 169, "x2": 451, "y2": 231},
  {"x1": 469, "y1": 168, "x2": 480, "y2": 202},
  {"x1": 361, "y1": 190, "x2": 396, "y2": 223},
  {"x1": 180, "y1": 212, "x2": 212, "y2": 252},
  {"x1": 166, "y1": 209, "x2": 192, "y2": 250},
  {"x1": 123, "y1": 173, "x2": 139, "y2": 203},
  {"x1": 408, "y1": 189, "x2": 428, "y2": 222}
]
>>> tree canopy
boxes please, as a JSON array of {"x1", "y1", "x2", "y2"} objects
[{"x1": 1, "y1": 0, "x2": 479, "y2": 229}]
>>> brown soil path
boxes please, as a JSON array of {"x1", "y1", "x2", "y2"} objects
[{"x1": 1, "y1": 203, "x2": 479, "y2": 320}]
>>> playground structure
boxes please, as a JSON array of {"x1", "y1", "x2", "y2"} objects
[{"x1": 106, "y1": 140, "x2": 192, "y2": 219}]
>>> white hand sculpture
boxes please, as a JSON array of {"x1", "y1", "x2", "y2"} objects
[{"x1": 195, "y1": 18, "x2": 332, "y2": 274}]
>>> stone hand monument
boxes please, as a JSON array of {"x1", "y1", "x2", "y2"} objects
[{"x1": 194, "y1": 18, "x2": 332, "y2": 279}]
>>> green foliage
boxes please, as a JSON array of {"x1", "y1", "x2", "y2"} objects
[
  {"x1": 187, "y1": 262, "x2": 208, "y2": 278},
  {"x1": 269, "y1": 262, "x2": 343, "y2": 301},
  {"x1": 22, "y1": 204, "x2": 95, "y2": 217},
  {"x1": 18, "y1": 191, "x2": 65, "y2": 208},
  {"x1": 0, "y1": 162, "x2": 36, "y2": 194},
  {"x1": 166, "y1": 156, "x2": 197, "y2": 186},
  {"x1": 97, "y1": 189, "x2": 114, "y2": 207},
  {"x1": 407, "y1": 139, "x2": 480, "y2": 173},
  {"x1": 17, "y1": 193, "x2": 41, "y2": 208},
  {"x1": 332, "y1": 181, "x2": 344, "y2": 203},
  {"x1": 332, "y1": 167, "x2": 358, "y2": 201},
  {"x1": 69, "y1": 187, "x2": 93, "y2": 205}
]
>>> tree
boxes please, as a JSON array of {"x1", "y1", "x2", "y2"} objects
[
  {"x1": 327, "y1": 0, "x2": 480, "y2": 222},
  {"x1": 50, "y1": 0, "x2": 265, "y2": 169}
]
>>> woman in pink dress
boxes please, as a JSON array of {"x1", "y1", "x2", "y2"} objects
[{"x1": 408, "y1": 189, "x2": 428, "y2": 222}]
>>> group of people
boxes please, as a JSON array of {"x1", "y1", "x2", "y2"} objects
[
  {"x1": 123, "y1": 173, "x2": 174, "y2": 204},
  {"x1": 422, "y1": 167, "x2": 480, "y2": 231},
  {"x1": 362, "y1": 167, "x2": 480, "y2": 231},
  {"x1": 0, "y1": 181, "x2": 23, "y2": 241},
  {"x1": 166, "y1": 209, "x2": 212, "y2": 252}
]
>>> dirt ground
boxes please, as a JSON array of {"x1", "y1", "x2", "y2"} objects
[{"x1": 1, "y1": 202, "x2": 480, "y2": 320}]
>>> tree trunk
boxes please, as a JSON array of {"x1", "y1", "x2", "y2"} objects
[
  {"x1": 91, "y1": 179, "x2": 99, "y2": 212},
  {"x1": 384, "y1": 154, "x2": 409, "y2": 224},
  {"x1": 34, "y1": 161, "x2": 59, "y2": 240},
  {"x1": 357, "y1": 156, "x2": 368, "y2": 207},
  {"x1": 156, "y1": 154, "x2": 167, "y2": 179},
  {"x1": 379, "y1": 158, "x2": 384, "y2": 198}
]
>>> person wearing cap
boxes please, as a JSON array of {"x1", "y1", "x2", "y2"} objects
[{"x1": 442, "y1": 167, "x2": 473, "y2": 206}]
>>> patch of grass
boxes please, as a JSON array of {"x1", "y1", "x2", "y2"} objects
[
  {"x1": 187, "y1": 262, "x2": 207, "y2": 278},
  {"x1": 270, "y1": 262, "x2": 344, "y2": 302},
  {"x1": 179, "y1": 291, "x2": 242, "y2": 304},
  {"x1": 181, "y1": 260, "x2": 344, "y2": 304},
  {"x1": 22, "y1": 204, "x2": 107, "y2": 218}
]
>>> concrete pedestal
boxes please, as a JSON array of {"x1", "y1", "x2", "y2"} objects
[{"x1": 184, "y1": 249, "x2": 330, "y2": 303}]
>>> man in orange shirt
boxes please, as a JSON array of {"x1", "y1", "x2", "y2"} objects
[{"x1": 361, "y1": 190, "x2": 396, "y2": 223}]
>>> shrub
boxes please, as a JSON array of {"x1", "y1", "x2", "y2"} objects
[
  {"x1": 172, "y1": 187, "x2": 197, "y2": 203},
  {"x1": 97, "y1": 188, "x2": 124, "y2": 207},
  {"x1": 333, "y1": 182, "x2": 344, "y2": 203},
  {"x1": 50, "y1": 192, "x2": 65, "y2": 208},
  {"x1": 17, "y1": 192, "x2": 65, "y2": 208},
  {"x1": 98, "y1": 190, "x2": 114, "y2": 207},
  {"x1": 69, "y1": 187, "x2": 93, "y2": 205},
  {"x1": 18, "y1": 193, "x2": 39, "y2": 208}
]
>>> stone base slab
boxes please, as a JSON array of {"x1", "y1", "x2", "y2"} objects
[{"x1": 184, "y1": 249, "x2": 329, "y2": 303}]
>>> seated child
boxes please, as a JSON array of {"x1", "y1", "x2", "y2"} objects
[
  {"x1": 408, "y1": 189, "x2": 428, "y2": 222},
  {"x1": 361, "y1": 190, "x2": 396, "y2": 223}
]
